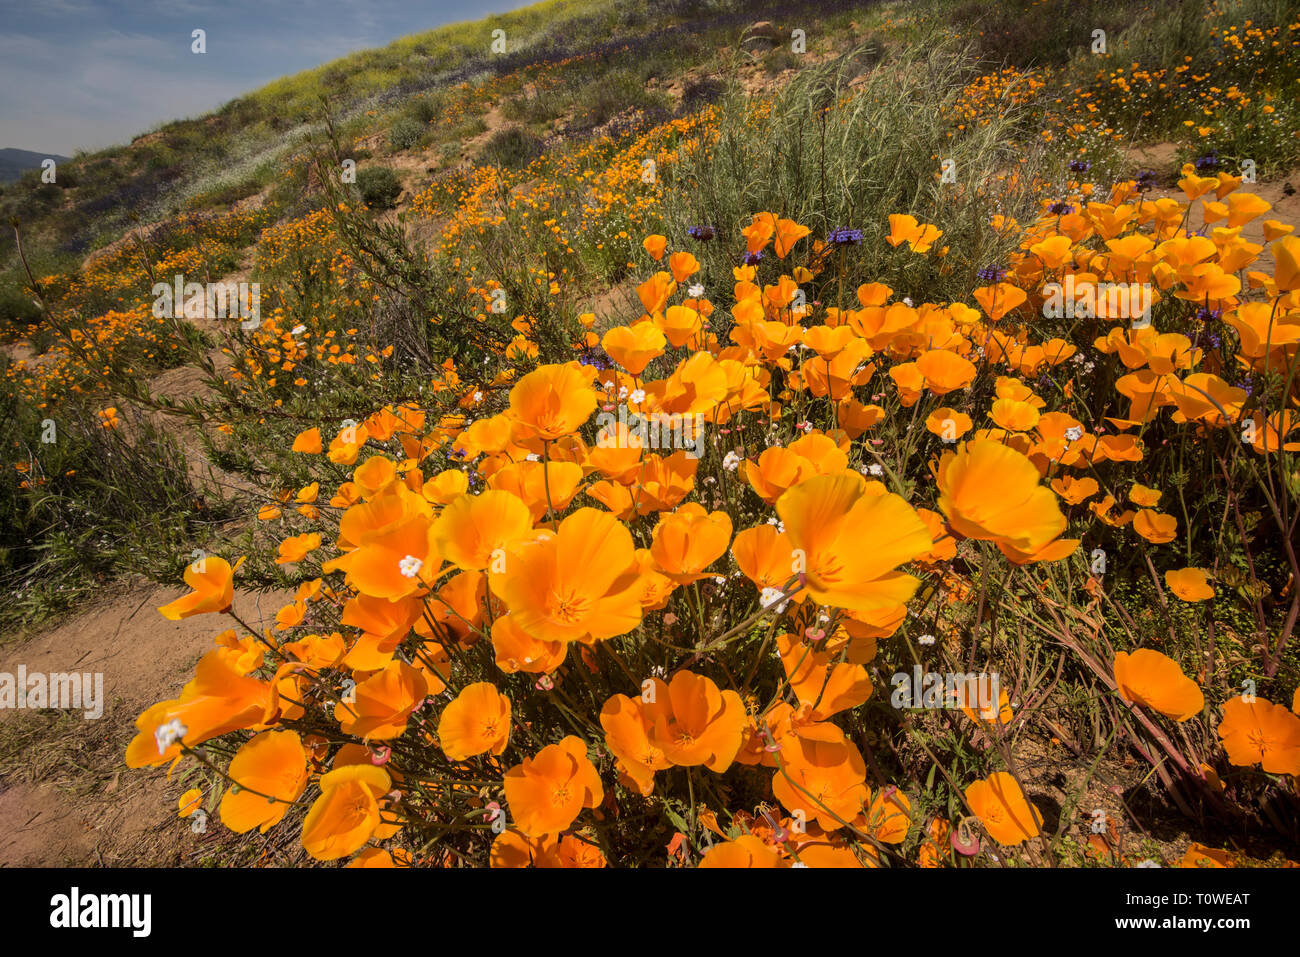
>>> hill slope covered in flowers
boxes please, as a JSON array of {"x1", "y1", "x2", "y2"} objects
[{"x1": 3, "y1": 0, "x2": 1300, "y2": 867}]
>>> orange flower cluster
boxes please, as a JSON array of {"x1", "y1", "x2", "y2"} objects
[{"x1": 125, "y1": 168, "x2": 1300, "y2": 868}]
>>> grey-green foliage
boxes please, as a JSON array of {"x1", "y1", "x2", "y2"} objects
[
  {"x1": 662, "y1": 38, "x2": 1076, "y2": 309},
  {"x1": 355, "y1": 166, "x2": 403, "y2": 209}
]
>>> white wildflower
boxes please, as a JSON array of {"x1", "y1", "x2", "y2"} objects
[
  {"x1": 155, "y1": 718, "x2": 188, "y2": 755},
  {"x1": 759, "y1": 588, "x2": 788, "y2": 613}
]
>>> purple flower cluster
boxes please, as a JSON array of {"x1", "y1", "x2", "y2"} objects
[
  {"x1": 743, "y1": 250, "x2": 764, "y2": 265},
  {"x1": 578, "y1": 346, "x2": 613, "y2": 370},
  {"x1": 977, "y1": 265, "x2": 1007, "y2": 283},
  {"x1": 828, "y1": 227, "x2": 864, "y2": 245},
  {"x1": 1068, "y1": 159, "x2": 1091, "y2": 173},
  {"x1": 687, "y1": 225, "x2": 716, "y2": 241},
  {"x1": 1048, "y1": 201, "x2": 1074, "y2": 216}
]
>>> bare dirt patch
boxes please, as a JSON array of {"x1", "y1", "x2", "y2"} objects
[{"x1": 0, "y1": 581, "x2": 292, "y2": 866}]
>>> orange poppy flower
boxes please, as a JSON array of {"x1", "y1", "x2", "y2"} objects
[
  {"x1": 973, "y1": 282, "x2": 1028, "y2": 321},
  {"x1": 936, "y1": 440, "x2": 1066, "y2": 553},
  {"x1": 916, "y1": 349, "x2": 977, "y2": 395},
  {"x1": 777, "y1": 632, "x2": 873, "y2": 720},
  {"x1": 438, "y1": 682, "x2": 511, "y2": 761},
  {"x1": 340, "y1": 593, "x2": 421, "y2": 667},
  {"x1": 352, "y1": 456, "x2": 397, "y2": 498},
  {"x1": 642, "y1": 234, "x2": 667, "y2": 260},
  {"x1": 1113, "y1": 649, "x2": 1204, "y2": 721},
  {"x1": 158, "y1": 555, "x2": 235, "y2": 620},
  {"x1": 337, "y1": 660, "x2": 428, "y2": 740},
  {"x1": 431, "y1": 489, "x2": 534, "y2": 571},
  {"x1": 301, "y1": 764, "x2": 392, "y2": 861},
  {"x1": 699, "y1": 834, "x2": 782, "y2": 867},
  {"x1": 649, "y1": 503, "x2": 733, "y2": 583},
  {"x1": 292, "y1": 427, "x2": 322, "y2": 454},
  {"x1": 732, "y1": 523, "x2": 798, "y2": 591},
  {"x1": 1217, "y1": 697, "x2": 1300, "y2": 775},
  {"x1": 503, "y1": 735, "x2": 603, "y2": 836},
  {"x1": 1165, "y1": 567, "x2": 1215, "y2": 602},
  {"x1": 1133, "y1": 509, "x2": 1177, "y2": 544},
  {"x1": 600, "y1": 691, "x2": 671, "y2": 796},
  {"x1": 914, "y1": 507, "x2": 957, "y2": 563},
  {"x1": 491, "y1": 614, "x2": 568, "y2": 675},
  {"x1": 125, "y1": 642, "x2": 272, "y2": 768},
  {"x1": 772, "y1": 217, "x2": 811, "y2": 258},
  {"x1": 771, "y1": 723, "x2": 869, "y2": 830},
  {"x1": 219, "y1": 730, "x2": 309, "y2": 834},
  {"x1": 1129, "y1": 483, "x2": 1162, "y2": 507},
  {"x1": 507, "y1": 363, "x2": 598, "y2": 442},
  {"x1": 276, "y1": 532, "x2": 321, "y2": 565},
  {"x1": 777, "y1": 471, "x2": 932, "y2": 612},
  {"x1": 660, "y1": 304, "x2": 702, "y2": 348},
  {"x1": 964, "y1": 771, "x2": 1042, "y2": 845},
  {"x1": 324, "y1": 488, "x2": 439, "y2": 600},
  {"x1": 741, "y1": 212, "x2": 776, "y2": 254},
  {"x1": 636, "y1": 271, "x2": 677, "y2": 314},
  {"x1": 488, "y1": 460, "x2": 584, "y2": 521},
  {"x1": 744, "y1": 447, "x2": 817, "y2": 504},
  {"x1": 1272, "y1": 235, "x2": 1300, "y2": 290},
  {"x1": 490, "y1": 830, "x2": 608, "y2": 868},
  {"x1": 919, "y1": 818, "x2": 951, "y2": 867},
  {"x1": 1051, "y1": 475, "x2": 1098, "y2": 504},
  {"x1": 602, "y1": 322, "x2": 666, "y2": 376},
  {"x1": 176, "y1": 788, "x2": 202, "y2": 819},
  {"x1": 645, "y1": 670, "x2": 747, "y2": 771},
  {"x1": 990, "y1": 398, "x2": 1041, "y2": 432},
  {"x1": 668, "y1": 250, "x2": 700, "y2": 282},
  {"x1": 488, "y1": 508, "x2": 642, "y2": 645},
  {"x1": 925, "y1": 408, "x2": 973, "y2": 442},
  {"x1": 424, "y1": 468, "x2": 469, "y2": 505},
  {"x1": 863, "y1": 787, "x2": 911, "y2": 843}
]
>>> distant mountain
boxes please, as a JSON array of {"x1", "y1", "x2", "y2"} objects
[{"x1": 0, "y1": 148, "x2": 71, "y2": 184}]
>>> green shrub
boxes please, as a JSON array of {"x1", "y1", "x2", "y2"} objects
[
  {"x1": 388, "y1": 116, "x2": 427, "y2": 151},
  {"x1": 479, "y1": 127, "x2": 544, "y2": 170},
  {"x1": 355, "y1": 166, "x2": 403, "y2": 210}
]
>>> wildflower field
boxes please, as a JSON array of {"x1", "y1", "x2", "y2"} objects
[{"x1": 2, "y1": 0, "x2": 1300, "y2": 878}]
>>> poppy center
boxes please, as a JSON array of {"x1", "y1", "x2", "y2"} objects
[{"x1": 551, "y1": 590, "x2": 591, "y2": 624}]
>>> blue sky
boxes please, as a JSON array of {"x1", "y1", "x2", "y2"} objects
[{"x1": 0, "y1": 0, "x2": 533, "y2": 155}]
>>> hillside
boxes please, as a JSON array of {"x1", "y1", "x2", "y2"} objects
[
  {"x1": 1, "y1": 0, "x2": 1299, "y2": 872},
  {"x1": 0, "y1": 149, "x2": 70, "y2": 184}
]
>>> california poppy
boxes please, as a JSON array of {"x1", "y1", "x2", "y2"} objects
[
  {"x1": 438, "y1": 682, "x2": 511, "y2": 761},
  {"x1": 503, "y1": 735, "x2": 603, "y2": 836},
  {"x1": 964, "y1": 771, "x2": 1042, "y2": 845},
  {"x1": 1113, "y1": 649, "x2": 1204, "y2": 722}
]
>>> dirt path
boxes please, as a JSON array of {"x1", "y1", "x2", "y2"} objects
[
  {"x1": 0, "y1": 254, "x2": 282, "y2": 867},
  {"x1": 0, "y1": 582, "x2": 292, "y2": 866}
]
